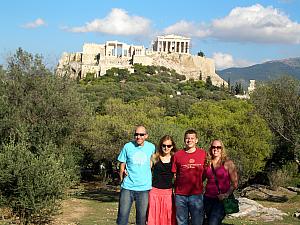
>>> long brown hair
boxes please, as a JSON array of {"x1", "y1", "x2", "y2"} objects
[{"x1": 152, "y1": 135, "x2": 177, "y2": 165}]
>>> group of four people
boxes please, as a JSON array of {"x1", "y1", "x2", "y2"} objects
[{"x1": 117, "y1": 125, "x2": 238, "y2": 225}]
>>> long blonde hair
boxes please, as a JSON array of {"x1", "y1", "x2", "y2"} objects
[
  {"x1": 205, "y1": 139, "x2": 228, "y2": 166},
  {"x1": 152, "y1": 135, "x2": 177, "y2": 165}
]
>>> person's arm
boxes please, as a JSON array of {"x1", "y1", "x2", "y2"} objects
[
  {"x1": 150, "y1": 154, "x2": 155, "y2": 169},
  {"x1": 219, "y1": 160, "x2": 238, "y2": 200},
  {"x1": 119, "y1": 162, "x2": 126, "y2": 183}
]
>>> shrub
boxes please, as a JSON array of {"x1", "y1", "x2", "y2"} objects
[
  {"x1": 268, "y1": 169, "x2": 290, "y2": 190},
  {"x1": 0, "y1": 140, "x2": 77, "y2": 224}
]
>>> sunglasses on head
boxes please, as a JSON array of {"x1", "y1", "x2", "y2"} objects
[
  {"x1": 162, "y1": 144, "x2": 173, "y2": 148},
  {"x1": 134, "y1": 133, "x2": 146, "y2": 137},
  {"x1": 211, "y1": 146, "x2": 222, "y2": 150}
]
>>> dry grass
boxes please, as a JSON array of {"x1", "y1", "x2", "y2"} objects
[{"x1": 1, "y1": 182, "x2": 299, "y2": 225}]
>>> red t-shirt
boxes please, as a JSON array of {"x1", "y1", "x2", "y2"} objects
[{"x1": 171, "y1": 148, "x2": 206, "y2": 195}]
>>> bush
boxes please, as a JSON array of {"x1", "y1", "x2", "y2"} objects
[
  {"x1": 268, "y1": 169, "x2": 291, "y2": 190},
  {"x1": 268, "y1": 162, "x2": 300, "y2": 190},
  {"x1": 0, "y1": 140, "x2": 77, "y2": 224}
]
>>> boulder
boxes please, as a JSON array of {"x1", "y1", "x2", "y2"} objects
[
  {"x1": 241, "y1": 184, "x2": 297, "y2": 202},
  {"x1": 228, "y1": 197, "x2": 288, "y2": 222}
]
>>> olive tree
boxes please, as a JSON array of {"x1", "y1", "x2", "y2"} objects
[{"x1": 251, "y1": 76, "x2": 300, "y2": 167}]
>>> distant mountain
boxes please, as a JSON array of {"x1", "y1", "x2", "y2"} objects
[{"x1": 217, "y1": 57, "x2": 300, "y2": 86}]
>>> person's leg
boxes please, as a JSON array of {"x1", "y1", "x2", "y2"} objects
[
  {"x1": 175, "y1": 194, "x2": 189, "y2": 225},
  {"x1": 203, "y1": 196, "x2": 213, "y2": 225},
  {"x1": 117, "y1": 188, "x2": 134, "y2": 225},
  {"x1": 188, "y1": 194, "x2": 204, "y2": 225},
  {"x1": 135, "y1": 190, "x2": 149, "y2": 225},
  {"x1": 207, "y1": 199, "x2": 225, "y2": 225}
]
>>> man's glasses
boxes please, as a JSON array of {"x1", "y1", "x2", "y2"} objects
[
  {"x1": 134, "y1": 133, "x2": 146, "y2": 137},
  {"x1": 162, "y1": 144, "x2": 173, "y2": 148},
  {"x1": 211, "y1": 146, "x2": 222, "y2": 150}
]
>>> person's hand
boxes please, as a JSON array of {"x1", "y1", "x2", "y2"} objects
[{"x1": 217, "y1": 193, "x2": 229, "y2": 201}]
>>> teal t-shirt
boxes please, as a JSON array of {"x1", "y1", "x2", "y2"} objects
[{"x1": 118, "y1": 140, "x2": 155, "y2": 191}]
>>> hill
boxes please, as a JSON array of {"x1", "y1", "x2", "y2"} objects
[{"x1": 217, "y1": 57, "x2": 300, "y2": 86}]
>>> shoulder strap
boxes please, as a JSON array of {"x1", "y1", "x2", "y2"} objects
[{"x1": 211, "y1": 164, "x2": 221, "y2": 194}]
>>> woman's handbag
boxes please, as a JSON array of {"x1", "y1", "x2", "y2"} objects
[
  {"x1": 222, "y1": 194, "x2": 239, "y2": 214},
  {"x1": 211, "y1": 164, "x2": 239, "y2": 214}
]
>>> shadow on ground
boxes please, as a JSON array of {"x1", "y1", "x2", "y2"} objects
[{"x1": 75, "y1": 182, "x2": 120, "y2": 202}]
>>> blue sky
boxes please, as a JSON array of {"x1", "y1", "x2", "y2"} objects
[{"x1": 1, "y1": 0, "x2": 300, "y2": 70}]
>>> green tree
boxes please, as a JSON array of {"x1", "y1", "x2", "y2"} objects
[
  {"x1": 82, "y1": 97, "x2": 166, "y2": 160},
  {"x1": 205, "y1": 76, "x2": 213, "y2": 89},
  {"x1": 177, "y1": 99, "x2": 273, "y2": 184},
  {"x1": 7, "y1": 47, "x2": 51, "y2": 77},
  {"x1": 197, "y1": 51, "x2": 205, "y2": 57},
  {"x1": 234, "y1": 82, "x2": 244, "y2": 95},
  {"x1": 0, "y1": 48, "x2": 92, "y2": 223},
  {"x1": 251, "y1": 76, "x2": 300, "y2": 167},
  {"x1": 0, "y1": 140, "x2": 76, "y2": 224},
  {"x1": 227, "y1": 78, "x2": 231, "y2": 93}
]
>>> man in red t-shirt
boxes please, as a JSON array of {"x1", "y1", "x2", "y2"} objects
[{"x1": 172, "y1": 129, "x2": 206, "y2": 225}]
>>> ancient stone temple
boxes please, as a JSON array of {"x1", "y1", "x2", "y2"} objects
[
  {"x1": 56, "y1": 34, "x2": 226, "y2": 86},
  {"x1": 152, "y1": 34, "x2": 190, "y2": 54}
]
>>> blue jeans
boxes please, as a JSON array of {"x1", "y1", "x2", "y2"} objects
[
  {"x1": 204, "y1": 196, "x2": 225, "y2": 225},
  {"x1": 116, "y1": 188, "x2": 149, "y2": 225},
  {"x1": 175, "y1": 194, "x2": 204, "y2": 225}
]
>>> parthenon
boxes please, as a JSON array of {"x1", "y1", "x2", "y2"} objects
[
  {"x1": 57, "y1": 34, "x2": 226, "y2": 86},
  {"x1": 153, "y1": 34, "x2": 190, "y2": 54}
]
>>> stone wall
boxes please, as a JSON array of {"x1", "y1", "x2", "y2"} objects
[{"x1": 56, "y1": 37, "x2": 227, "y2": 87}]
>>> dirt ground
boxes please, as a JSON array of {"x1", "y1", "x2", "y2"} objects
[{"x1": 50, "y1": 198, "x2": 89, "y2": 225}]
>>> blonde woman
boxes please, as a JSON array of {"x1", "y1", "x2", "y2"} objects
[
  {"x1": 204, "y1": 139, "x2": 238, "y2": 225},
  {"x1": 147, "y1": 135, "x2": 177, "y2": 225}
]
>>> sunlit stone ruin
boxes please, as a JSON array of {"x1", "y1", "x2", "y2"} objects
[{"x1": 56, "y1": 34, "x2": 226, "y2": 86}]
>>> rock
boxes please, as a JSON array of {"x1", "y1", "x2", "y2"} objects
[
  {"x1": 228, "y1": 197, "x2": 288, "y2": 222},
  {"x1": 241, "y1": 184, "x2": 297, "y2": 202},
  {"x1": 287, "y1": 186, "x2": 300, "y2": 194},
  {"x1": 294, "y1": 210, "x2": 300, "y2": 219}
]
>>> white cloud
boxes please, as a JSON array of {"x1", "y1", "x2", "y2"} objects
[
  {"x1": 162, "y1": 4, "x2": 300, "y2": 44},
  {"x1": 22, "y1": 18, "x2": 46, "y2": 29},
  {"x1": 163, "y1": 20, "x2": 210, "y2": 37},
  {"x1": 210, "y1": 4, "x2": 300, "y2": 44},
  {"x1": 67, "y1": 8, "x2": 151, "y2": 36},
  {"x1": 212, "y1": 52, "x2": 254, "y2": 70}
]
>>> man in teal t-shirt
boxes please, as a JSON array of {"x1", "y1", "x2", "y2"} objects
[{"x1": 116, "y1": 125, "x2": 155, "y2": 225}]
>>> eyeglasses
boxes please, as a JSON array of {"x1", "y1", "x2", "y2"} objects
[
  {"x1": 162, "y1": 144, "x2": 173, "y2": 148},
  {"x1": 134, "y1": 133, "x2": 146, "y2": 137},
  {"x1": 211, "y1": 146, "x2": 222, "y2": 150}
]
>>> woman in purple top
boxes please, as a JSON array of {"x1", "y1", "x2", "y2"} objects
[{"x1": 204, "y1": 139, "x2": 238, "y2": 225}]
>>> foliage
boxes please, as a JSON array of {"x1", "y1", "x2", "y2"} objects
[
  {"x1": 205, "y1": 76, "x2": 213, "y2": 89},
  {"x1": 178, "y1": 99, "x2": 273, "y2": 184},
  {"x1": 251, "y1": 76, "x2": 300, "y2": 167},
  {"x1": 0, "y1": 48, "x2": 91, "y2": 224},
  {"x1": 268, "y1": 161, "x2": 300, "y2": 190},
  {"x1": 0, "y1": 139, "x2": 77, "y2": 224},
  {"x1": 233, "y1": 81, "x2": 244, "y2": 95},
  {"x1": 1, "y1": 50, "x2": 92, "y2": 149},
  {"x1": 83, "y1": 72, "x2": 96, "y2": 83},
  {"x1": 197, "y1": 51, "x2": 205, "y2": 57},
  {"x1": 6, "y1": 47, "x2": 51, "y2": 77},
  {"x1": 81, "y1": 97, "x2": 170, "y2": 160},
  {"x1": 268, "y1": 169, "x2": 291, "y2": 191},
  {"x1": 77, "y1": 64, "x2": 232, "y2": 115}
]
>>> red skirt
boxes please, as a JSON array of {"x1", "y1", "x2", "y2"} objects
[{"x1": 147, "y1": 187, "x2": 177, "y2": 225}]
